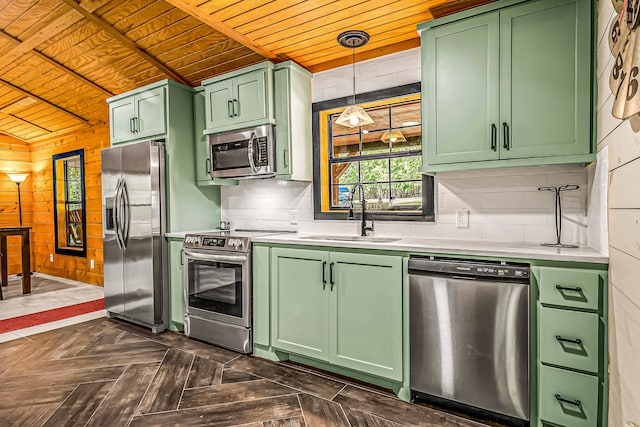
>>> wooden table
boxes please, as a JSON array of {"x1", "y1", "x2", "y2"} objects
[{"x1": 0, "y1": 227, "x2": 31, "y2": 299}]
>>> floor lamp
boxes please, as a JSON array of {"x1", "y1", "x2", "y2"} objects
[
  {"x1": 7, "y1": 173, "x2": 28, "y2": 226},
  {"x1": 7, "y1": 173, "x2": 29, "y2": 277}
]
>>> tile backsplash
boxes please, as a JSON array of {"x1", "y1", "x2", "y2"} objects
[
  {"x1": 219, "y1": 47, "x2": 606, "y2": 248},
  {"x1": 220, "y1": 164, "x2": 592, "y2": 245}
]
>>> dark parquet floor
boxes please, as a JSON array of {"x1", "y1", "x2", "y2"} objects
[{"x1": 0, "y1": 318, "x2": 489, "y2": 427}]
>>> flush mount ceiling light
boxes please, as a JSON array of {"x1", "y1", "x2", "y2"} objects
[
  {"x1": 335, "y1": 30, "x2": 374, "y2": 128},
  {"x1": 381, "y1": 129, "x2": 407, "y2": 144}
]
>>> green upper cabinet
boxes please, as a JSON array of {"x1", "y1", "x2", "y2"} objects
[
  {"x1": 269, "y1": 246, "x2": 403, "y2": 382},
  {"x1": 499, "y1": 0, "x2": 590, "y2": 159},
  {"x1": 425, "y1": 13, "x2": 500, "y2": 164},
  {"x1": 202, "y1": 61, "x2": 274, "y2": 134},
  {"x1": 274, "y1": 61, "x2": 313, "y2": 181},
  {"x1": 419, "y1": 0, "x2": 593, "y2": 173},
  {"x1": 192, "y1": 88, "x2": 239, "y2": 187},
  {"x1": 108, "y1": 86, "x2": 166, "y2": 145}
]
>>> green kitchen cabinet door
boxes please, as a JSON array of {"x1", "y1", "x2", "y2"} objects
[
  {"x1": 274, "y1": 61, "x2": 313, "y2": 181},
  {"x1": 168, "y1": 239, "x2": 185, "y2": 331},
  {"x1": 234, "y1": 70, "x2": 268, "y2": 126},
  {"x1": 499, "y1": 0, "x2": 591, "y2": 159},
  {"x1": 270, "y1": 247, "x2": 331, "y2": 361},
  {"x1": 135, "y1": 87, "x2": 166, "y2": 140},
  {"x1": 329, "y1": 252, "x2": 403, "y2": 381},
  {"x1": 109, "y1": 95, "x2": 136, "y2": 145},
  {"x1": 424, "y1": 12, "x2": 500, "y2": 165},
  {"x1": 193, "y1": 88, "x2": 211, "y2": 184},
  {"x1": 205, "y1": 79, "x2": 234, "y2": 131}
]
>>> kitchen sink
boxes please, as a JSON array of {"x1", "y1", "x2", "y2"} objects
[{"x1": 301, "y1": 235, "x2": 400, "y2": 243}]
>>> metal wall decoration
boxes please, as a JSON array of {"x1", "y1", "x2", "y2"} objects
[{"x1": 609, "y1": 0, "x2": 640, "y2": 119}]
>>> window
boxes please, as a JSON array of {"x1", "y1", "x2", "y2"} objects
[
  {"x1": 53, "y1": 149, "x2": 86, "y2": 257},
  {"x1": 313, "y1": 83, "x2": 434, "y2": 221}
]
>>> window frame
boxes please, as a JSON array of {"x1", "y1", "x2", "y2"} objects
[
  {"x1": 52, "y1": 149, "x2": 87, "y2": 257},
  {"x1": 312, "y1": 83, "x2": 434, "y2": 222}
]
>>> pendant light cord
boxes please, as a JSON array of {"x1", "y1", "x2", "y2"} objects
[{"x1": 352, "y1": 47, "x2": 356, "y2": 105}]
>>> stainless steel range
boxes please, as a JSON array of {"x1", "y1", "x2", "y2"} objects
[{"x1": 182, "y1": 230, "x2": 284, "y2": 353}]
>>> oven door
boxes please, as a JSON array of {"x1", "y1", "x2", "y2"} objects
[{"x1": 183, "y1": 249, "x2": 250, "y2": 328}]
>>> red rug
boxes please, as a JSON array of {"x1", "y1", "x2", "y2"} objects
[{"x1": 0, "y1": 298, "x2": 104, "y2": 334}]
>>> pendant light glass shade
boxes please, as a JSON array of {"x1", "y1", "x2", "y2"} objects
[
  {"x1": 335, "y1": 30, "x2": 374, "y2": 129},
  {"x1": 336, "y1": 105, "x2": 374, "y2": 128},
  {"x1": 380, "y1": 129, "x2": 407, "y2": 144}
]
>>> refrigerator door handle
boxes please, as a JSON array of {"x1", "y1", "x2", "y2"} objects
[
  {"x1": 121, "y1": 179, "x2": 131, "y2": 248},
  {"x1": 113, "y1": 178, "x2": 123, "y2": 249}
]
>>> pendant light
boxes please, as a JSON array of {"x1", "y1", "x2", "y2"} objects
[
  {"x1": 335, "y1": 30, "x2": 374, "y2": 128},
  {"x1": 380, "y1": 129, "x2": 407, "y2": 144}
]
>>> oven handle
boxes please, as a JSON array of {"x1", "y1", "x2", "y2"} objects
[{"x1": 183, "y1": 249, "x2": 248, "y2": 263}]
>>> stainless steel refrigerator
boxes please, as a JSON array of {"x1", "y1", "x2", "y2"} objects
[{"x1": 102, "y1": 140, "x2": 167, "y2": 333}]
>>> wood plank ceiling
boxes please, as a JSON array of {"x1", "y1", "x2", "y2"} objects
[{"x1": 0, "y1": 0, "x2": 492, "y2": 143}]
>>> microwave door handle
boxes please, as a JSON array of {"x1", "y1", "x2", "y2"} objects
[
  {"x1": 183, "y1": 249, "x2": 247, "y2": 264},
  {"x1": 247, "y1": 131, "x2": 259, "y2": 173}
]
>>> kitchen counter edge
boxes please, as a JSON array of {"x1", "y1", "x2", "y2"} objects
[{"x1": 250, "y1": 234, "x2": 609, "y2": 264}]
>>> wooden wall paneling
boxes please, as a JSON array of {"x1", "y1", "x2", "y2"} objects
[
  {"x1": 0, "y1": 135, "x2": 33, "y2": 273},
  {"x1": 29, "y1": 125, "x2": 109, "y2": 285},
  {"x1": 610, "y1": 157, "x2": 640, "y2": 209}
]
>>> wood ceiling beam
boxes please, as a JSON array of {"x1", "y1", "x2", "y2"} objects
[
  {"x1": 163, "y1": 0, "x2": 283, "y2": 62},
  {"x1": 0, "y1": 79, "x2": 89, "y2": 124},
  {"x1": 0, "y1": 31, "x2": 112, "y2": 97},
  {"x1": 59, "y1": 0, "x2": 190, "y2": 86}
]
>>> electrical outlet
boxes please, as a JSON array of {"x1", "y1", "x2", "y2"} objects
[
  {"x1": 289, "y1": 209, "x2": 298, "y2": 225},
  {"x1": 456, "y1": 209, "x2": 469, "y2": 228},
  {"x1": 90, "y1": 259, "x2": 95, "y2": 269},
  {"x1": 49, "y1": 254, "x2": 54, "y2": 262}
]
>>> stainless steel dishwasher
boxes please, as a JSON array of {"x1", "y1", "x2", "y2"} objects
[{"x1": 409, "y1": 256, "x2": 530, "y2": 424}]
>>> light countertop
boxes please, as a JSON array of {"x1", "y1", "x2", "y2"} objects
[{"x1": 251, "y1": 233, "x2": 609, "y2": 264}]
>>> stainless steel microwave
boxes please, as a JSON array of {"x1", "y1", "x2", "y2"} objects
[{"x1": 208, "y1": 124, "x2": 275, "y2": 179}]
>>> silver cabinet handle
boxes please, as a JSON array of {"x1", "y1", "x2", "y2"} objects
[
  {"x1": 491, "y1": 124, "x2": 497, "y2": 151},
  {"x1": 129, "y1": 118, "x2": 135, "y2": 133},
  {"x1": 233, "y1": 99, "x2": 239, "y2": 117},
  {"x1": 283, "y1": 147, "x2": 289, "y2": 168},
  {"x1": 227, "y1": 100, "x2": 233, "y2": 118}
]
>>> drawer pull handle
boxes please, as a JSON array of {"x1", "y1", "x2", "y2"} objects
[
  {"x1": 322, "y1": 261, "x2": 327, "y2": 290},
  {"x1": 556, "y1": 335, "x2": 582, "y2": 346},
  {"x1": 555, "y1": 394, "x2": 582, "y2": 408},
  {"x1": 555, "y1": 284, "x2": 583, "y2": 293}
]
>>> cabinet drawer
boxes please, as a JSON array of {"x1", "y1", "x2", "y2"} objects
[
  {"x1": 539, "y1": 365, "x2": 599, "y2": 427},
  {"x1": 539, "y1": 307, "x2": 600, "y2": 374},
  {"x1": 537, "y1": 267, "x2": 601, "y2": 311}
]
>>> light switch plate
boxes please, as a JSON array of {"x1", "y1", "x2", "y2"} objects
[
  {"x1": 456, "y1": 209, "x2": 469, "y2": 228},
  {"x1": 289, "y1": 209, "x2": 298, "y2": 225}
]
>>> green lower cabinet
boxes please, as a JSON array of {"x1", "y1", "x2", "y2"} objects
[
  {"x1": 539, "y1": 365, "x2": 599, "y2": 427},
  {"x1": 539, "y1": 306, "x2": 600, "y2": 374},
  {"x1": 269, "y1": 246, "x2": 403, "y2": 382},
  {"x1": 271, "y1": 247, "x2": 331, "y2": 360},
  {"x1": 168, "y1": 239, "x2": 185, "y2": 331},
  {"x1": 330, "y1": 252, "x2": 403, "y2": 381}
]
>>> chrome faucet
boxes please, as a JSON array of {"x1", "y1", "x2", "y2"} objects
[{"x1": 348, "y1": 184, "x2": 374, "y2": 237}]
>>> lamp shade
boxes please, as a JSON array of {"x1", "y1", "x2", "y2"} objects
[
  {"x1": 7, "y1": 173, "x2": 28, "y2": 183},
  {"x1": 335, "y1": 105, "x2": 374, "y2": 128},
  {"x1": 381, "y1": 130, "x2": 407, "y2": 144}
]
